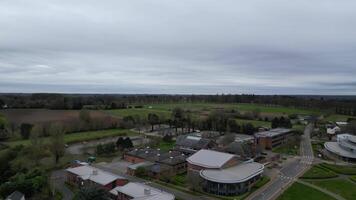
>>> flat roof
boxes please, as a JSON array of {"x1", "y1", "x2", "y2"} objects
[
  {"x1": 254, "y1": 128, "x2": 292, "y2": 138},
  {"x1": 128, "y1": 161, "x2": 154, "y2": 170},
  {"x1": 187, "y1": 149, "x2": 235, "y2": 169},
  {"x1": 234, "y1": 134, "x2": 254, "y2": 142},
  {"x1": 66, "y1": 165, "x2": 125, "y2": 186},
  {"x1": 110, "y1": 182, "x2": 175, "y2": 200},
  {"x1": 200, "y1": 162, "x2": 264, "y2": 184},
  {"x1": 324, "y1": 142, "x2": 356, "y2": 159}
]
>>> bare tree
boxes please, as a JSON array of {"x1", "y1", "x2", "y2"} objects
[{"x1": 49, "y1": 123, "x2": 65, "y2": 164}]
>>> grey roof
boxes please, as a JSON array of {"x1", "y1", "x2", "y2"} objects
[
  {"x1": 66, "y1": 165, "x2": 125, "y2": 185},
  {"x1": 234, "y1": 134, "x2": 254, "y2": 143},
  {"x1": 254, "y1": 128, "x2": 292, "y2": 138},
  {"x1": 128, "y1": 161, "x2": 154, "y2": 170},
  {"x1": 126, "y1": 148, "x2": 188, "y2": 166},
  {"x1": 187, "y1": 149, "x2": 235, "y2": 169},
  {"x1": 6, "y1": 191, "x2": 24, "y2": 200},
  {"x1": 325, "y1": 142, "x2": 356, "y2": 159},
  {"x1": 200, "y1": 162, "x2": 264, "y2": 183},
  {"x1": 110, "y1": 182, "x2": 175, "y2": 200},
  {"x1": 175, "y1": 134, "x2": 213, "y2": 150},
  {"x1": 224, "y1": 141, "x2": 254, "y2": 158}
]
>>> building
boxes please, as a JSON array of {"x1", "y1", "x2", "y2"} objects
[
  {"x1": 6, "y1": 191, "x2": 25, "y2": 200},
  {"x1": 218, "y1": 134, "x2": 256, "y2": 159},
  {"x1": 175, "y1": 134, "x2": 216, "y2": 155},
  {"x1": 66, "y1": 165, "x2": 128, "y2": 190},
  {"x1": 124, "y1": 147, "x2": 188, "y2": 177},
  {"x1": 254, "y1": 128, "x2": 293, "y2": 150},
  {"x1": 326, "y1": 124, "x2": 341, "y2": 137},
  {"x1": 324, "y1": 134, "x2": 356, "y2": 163},
  {"x1": 187, "y1": 149, "x2": 264, "y2": 196},
  {"x1": 110, "y1": 182, "x2": 175, "y2": 200}
]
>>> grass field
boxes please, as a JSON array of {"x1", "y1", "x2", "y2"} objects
[
  {"x1": 6, "y1": 129, "x2": 137, "y2": 147},
  {"x1": 324, "y1": 114, "x2": 352, "y2": 122},
  {"x1": 157, "y1": 141, "x2": 175, "y2": 151},
  {"x1": 277, "y1": 182, "x2": 336, "y2": 200},
  {"x1": 319, "y1": 163, "x2": 356, "y2": 175},
  {"x1": 145, "y1": 103, "x2": 321, "y2": 115},
  {"x1": 106, "y1": 108, "x2": 171, "y2": 119},
  {"x1": 306, "y1": 179, "x2": 356, "y2": 200},
  {"x1": 301, "y1": 165, "x2": 338, "y2": 179}
]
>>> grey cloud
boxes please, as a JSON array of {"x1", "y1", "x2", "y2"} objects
[{"x1": 0, "y1": 0, "x2": 356, "y2": 94}]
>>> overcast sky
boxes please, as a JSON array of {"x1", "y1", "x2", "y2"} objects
[{"x1": 1, "y1": 0, "x2": 356, "y2": 95}]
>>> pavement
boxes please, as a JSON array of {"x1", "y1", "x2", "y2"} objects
[
  {"x1": 51, "y1": 170, "x2": 74, "y2": 200},
  {"x1": 248, "y1": 124, "x2": 315, "y2": 200}
]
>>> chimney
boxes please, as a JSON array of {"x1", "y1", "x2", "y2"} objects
[{"x1": 144, "y1": 188, "x2": 151, "y2": 195}]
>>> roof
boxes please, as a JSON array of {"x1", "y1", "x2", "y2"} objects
[
  {"x1": 200, "y1": 162, "x2": 264, "y2": 183},
  {"x1": 110, "y1": 182, "x2": 175, "y2": 200},
  {"x1": 176, "y1": 134, "x2": 213, "y2": 150},
  {"x1": 6, "y1": 191, "x2": 24, "y2": 200},
  {"x1": 254, "y1": 128, "x2": 292, "y2": 138},
  {"x1": 128, "y1": 161, "x2": 154, "y2": 170},
  {"x1": 126, "y1": 148, "x2": 188, "y2": 165},
  {"x1": 224, "y1": 141, "x2": 254, "y2": 158},
  {"x1": 66, "y1": 165, "x2": 125, "y2": 186},
  {"x1": 324, "y1": 142, "x2": 356, "y2": 159},
  {"x1": 187, "y1": 149, "x2": 235, "y2": 169},
  {"x1": 234, "y1": 134, "x2": 254, "y2": 143}
]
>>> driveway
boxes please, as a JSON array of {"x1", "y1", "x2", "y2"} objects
[{"x1": 51, "y1": 170, "x2": 74, "y2": 200}]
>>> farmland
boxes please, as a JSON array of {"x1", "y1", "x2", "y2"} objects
[
  {"x1": 6, "y1": 128, "x2": 136, "y2": 147},
  {"x1": 0, "y1": 109, "x2": 114, "y2": 125}
]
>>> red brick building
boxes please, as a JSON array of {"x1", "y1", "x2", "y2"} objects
[{"x1": 66, "y1": 165, "x2": 127, "y2": 191}]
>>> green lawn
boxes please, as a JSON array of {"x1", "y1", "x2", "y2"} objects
[
  {"x1": 324, "y1": 114, "x2": 351, "y2": 122},
  {"x1": 301, "y1": 165, "x2": 338, "y2": 179},
  {"x1": 106, "y1": 108, "x2": 171, "y2": 119},
  {"x1": 172, "y1": 173, "x2": 187, "y2": 187},
  {"x1": 157, "y1": 141, "x2": 175, "y2": 151},
  {"x1": 350, "y1": 176, "x2": 356, "y2": 183},
  {"x1": 6, "y1": 129, "x2": 137, "y2": 147},
  {"x1": 277, "y1": 182, "x2": 336, "y2": 200},
  {"x1": 145, "y1": 103, "x2": 320, "y2": 115},
  {"x1": 306, "y1": 179, "x2": 356, "y2": 200},
  {"x1": 319, "y1": 163, "x2": 356, "y2": 175}
]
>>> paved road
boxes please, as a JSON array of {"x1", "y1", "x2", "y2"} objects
[
  {"x1": 51, "y1": 170, "x2": 74, "y2": 200},
  {"x1": 95, "y1": 164, "x2": 217, "y2": 200},
  {"x1": 249, "y1": 124, "x2": 314, "y2": 200}
]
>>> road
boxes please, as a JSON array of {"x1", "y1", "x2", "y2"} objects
[
  {"x1": 249, "y1": 124, "x2": 314, "y2": 200},
  {"x1": 95, "y1": 164, "x2": 217, "y2": 200}
]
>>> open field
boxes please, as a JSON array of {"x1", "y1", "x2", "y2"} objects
[
  {"x1": 301, "y1": 165, "x2": 338, "y2": 179},
  {"x1": 324, "y1": 114, "x2": 352, "y2": 122},
  {"x1": 277, "y1": 182, "x2": 336, "y2": 200},
  {"x1": 306, "y1": 179, "x2": 356, "y2": 200},
  {"x1": 5, "y1": 129, "x2": 136, "y2": 147},
  {"x1": 106, "y1": 108, "x2": 171, "y2": 119},
  {"x1": 0, "y1": 109, "x2": 114, "y2": 124}
]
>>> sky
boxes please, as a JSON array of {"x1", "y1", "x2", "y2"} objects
[{"x1": 1, "y1": 0, "x2": 356, "y2": 95}]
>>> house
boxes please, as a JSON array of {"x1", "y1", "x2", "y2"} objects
[
  {"x1": 254, "y1": 128, "x2": 294, "y2": 150},
  {"x1": 6, "y1": 191, "x2": 25, "y2": 200},
  {"x1": 186, "y1": 149, "x2": 264, "y2": 196},
  {"x1": 175, "y1": 134, "x2": 216, "y2": 155},
  {"x1": 66, "y1": 165, "x2": 128, "y2": 190},
  {"x1": 326, "y1": 124, "x2": 340, "y2": 136},
  {"x1": 110, "y1": 182, "x2": 175, "y2": 200}
]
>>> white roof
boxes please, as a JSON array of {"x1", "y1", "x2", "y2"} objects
[
  {"x1": 325, "y1": 142, "x2": 356, "y2": 159},
  {"x1": 336, "y1": 122, "x2": 348, "y2": 126},
  {"x1": 66, "y1": 165, "x2": 124, "y2": 185},
  {"x1": 200, "y1": 162, "x2": 264, "y2": 183},
  {"x1": 110, "y1": 182, "x2": 175, "y2": 200},
  {"x1": 187, "y1": 149, "x2": 235, "y2": 169}
]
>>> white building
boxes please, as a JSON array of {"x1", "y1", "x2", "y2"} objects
[{"x1": 324, "y1": 134, "x2": 356, "y2": 163}]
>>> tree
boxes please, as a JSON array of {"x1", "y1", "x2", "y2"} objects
[
  {"x1": 74, "y1": 186, "x2": 110, "y2": 200},
  {"x1": 148, "y1": 113, "x2": 159, "y2": 132},
  {"x1": 79, "y1": 109, "x2": 91, "y2": 123},
  {"x1": 135, "y1": 166, "x2": 146, "y2": 178},
  {"x1": 242, "y1": 123, "x2": 255, "y2": 135},
  {"x1": 171, "y1": 107, "x2": 184, "y2": 133},
  {"x1": 162, "y1": 134, "x2": 173, "y2": 143},
  {"x1": 20, "y1": 123, "x2": 33, "y2": 139},
  {"x1": 116, "y1": 137, "x2": 125, "y2": 150},
  {"x1": 49, "y1": 123, "x2": 65, "y2": 164},
  {"x1": 220, "y1": 133, "x2": 235, "y2": 146},
  {"x1": 123, "y1": 137, "x2": 133, "y2": 149}
]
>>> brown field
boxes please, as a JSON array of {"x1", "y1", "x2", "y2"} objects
[{"x1": 0, "y1": 109, "x2": 114, "y2": 125}]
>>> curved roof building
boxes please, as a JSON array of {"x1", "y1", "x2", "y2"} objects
[{"x1": 324, "y1": 134, "x2": 356, "y2": 162}]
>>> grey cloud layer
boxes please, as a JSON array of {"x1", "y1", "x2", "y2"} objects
[{"x1": 1, "y1": 0, "x2": 356, "y2": 94}]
